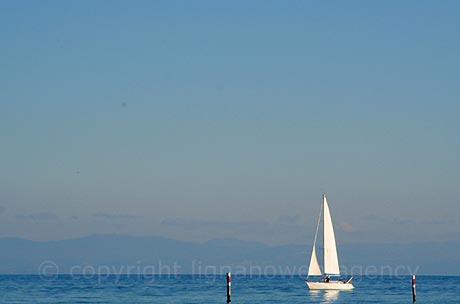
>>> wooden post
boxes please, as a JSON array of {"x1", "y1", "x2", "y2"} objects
[
  {"x1": 226, "y1": 272, "x2": 231, "y2": 303},
  {"x1": 412, "y1": 275, "x2": 416, "y2": 302}
]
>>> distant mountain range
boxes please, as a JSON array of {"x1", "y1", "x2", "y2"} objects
[{"x1": 1, "y1": 234, "x2": 459, "y2": 275}]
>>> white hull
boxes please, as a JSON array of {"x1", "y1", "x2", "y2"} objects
[{"x1": 306, "y1": 281, "x2": 354, "y2": 290}]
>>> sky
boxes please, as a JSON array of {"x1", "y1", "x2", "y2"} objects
[{"x1": 1, "y1": 1, "x2": 459, "y2": 245}]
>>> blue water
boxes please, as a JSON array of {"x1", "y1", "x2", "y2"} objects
[{"x1": 0, "y1": 275, "x2": 458, "y2": 303}]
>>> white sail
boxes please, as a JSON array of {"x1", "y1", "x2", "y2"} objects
[
  {"x1": 308, "y1": 244, "x2": 322, "y2": 275},
  {"x1": 323, "y1": 194, "x2": 340, "y2": 275},
  {"x1": 308, "y1": 198, "x2": 323, "y2": 276}
]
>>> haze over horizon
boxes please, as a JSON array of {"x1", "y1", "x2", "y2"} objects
[{"x1": 1, "y1": 1, "x2": 459, "y2": 248}]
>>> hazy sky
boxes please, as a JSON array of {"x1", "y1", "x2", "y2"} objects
[{"x1": 1, "y1": 1, "x2": 459, "y2": 245}]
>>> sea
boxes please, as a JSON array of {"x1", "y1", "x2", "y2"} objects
[{"x1": 0, "y1": 275, "x2": 458, "y2": 303}]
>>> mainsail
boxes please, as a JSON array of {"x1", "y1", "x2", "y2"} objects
[{"x1": 323, "y1": 194, "x2": 340, "y2": 275}]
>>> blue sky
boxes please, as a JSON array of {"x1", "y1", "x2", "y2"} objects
[{"x1": 1, "y1": 1, "x2": 459, "y2": 245}]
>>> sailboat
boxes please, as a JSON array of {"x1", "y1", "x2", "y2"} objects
[{"x1": 306, "y1": 194, "x2": 354, "y2": 290}]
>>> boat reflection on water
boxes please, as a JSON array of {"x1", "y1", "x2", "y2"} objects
[
  {"x1": 309, "y1": 290, "x2": 340, "y2": 302},
  {"x1": 323, "y1": 290, "x2": 339, "y2": 301}
]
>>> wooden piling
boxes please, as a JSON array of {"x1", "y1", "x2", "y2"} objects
[
  {"x1": 412, "y1": 275, "x2": 416, "y2": 302},
  {"x1": 226, "y1": 272, "x2": 231, "y2": 303}
]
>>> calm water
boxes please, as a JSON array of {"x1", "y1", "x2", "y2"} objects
[{"x1": 0, "y1": 275, "x2": 458, "y2": 303}]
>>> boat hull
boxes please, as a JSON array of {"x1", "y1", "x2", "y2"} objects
[{"x1": 306, "y1": 281, "x2": 354, "y2": 290}]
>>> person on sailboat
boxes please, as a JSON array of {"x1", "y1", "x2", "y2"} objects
[{"x1": 324, "y1": 275, "x2": 330, "y2": 283}]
